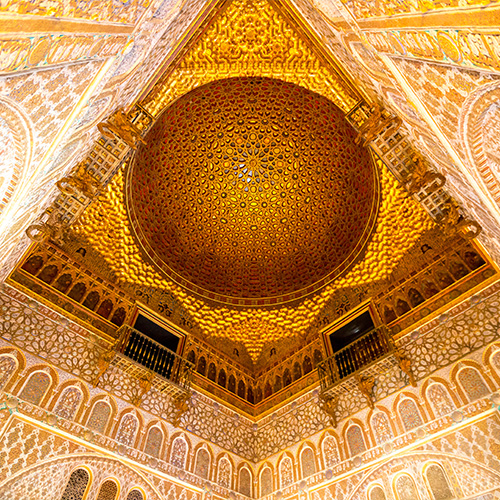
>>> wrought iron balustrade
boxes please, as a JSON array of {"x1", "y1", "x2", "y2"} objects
[
  {"x1": 317, "y1": 326, "x2": 394, "y2": 395},
  {"x1": 95, "y1": 325, "x2": 194, "y2": 404}
]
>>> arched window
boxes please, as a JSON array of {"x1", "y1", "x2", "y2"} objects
[
  {"x1": 187, "y1": 350, "x2": 196, "y2": 365},
  {"x1": 293, "y1": 362, "x2": 302, "y2": 381},
  {"x1": 144, "y1": 426, "x2": 163, "y2": 458},
  {"x1": 322, "y1": 436, "x2": 340, "y2": 467},
  {"x1": 247, "y1": 386, "x2": 254, "y2": 404},
  {"x1": 395, "y1": 474, "x2": 419, "y2": 500},
  {"x1": 207, "y1": 363, "x2": 216, "y2": 382},
  {"x1": 19, "y1": 371, "x2": 51, "y2": 405},
  {"x1": 110, "y1": 307, "x2": 126, "y2": 326},
  {"x1": 274, "y1": 376, "x2": 282, "y2": 393},
  {"x1": 116, "y1": 413, "x2": 138, "y2": 447},
  {"x1": 369, "y1": 485, "x2": 387, "y2": 500},
  {"x1": 280, "y1": 457, "x2": 293, "y2": 488},
  {"x1": 96, "y1": 479, "x2": 119, "y2": 500},
  {"x1": 260, "y1": 468, "x2": 273, "y2": 497},
  {"x1": 313, "y1": 349, "x2": 323, "y2": 367},
  {"x1": 371, "y1": 412, "x2": 393, "y2": 445},
  {"x1": 398, "y1": 398, "x2": 423, "y2": 431},
  {"x1": 197, "y1": 356, "x2": 207, "y2": 376},
  {"x1": 83, "y1": 290, "x2": 100, "y2": 310},
  {"x1": 427, "y1": 383, "x2": 455, "y2": 417},
  {"x1": 126, "y1": 490, "x2": 144, "y2": 500},
  {"x1": 68, "y1": 282, "x2": 87, "y2": 302},
  {"x1": 303, "y1": 356, "x2": 313, "y2": 374},
  {"x1": 283, "y1": 369, "x2": 292, "y2": 387},
  {"x1": 194, "y1": 448, "x2": 211, "y2": 479},
  {"x1": 217, "y1": 457, "x2": 232, "y2": 488},
  {"x1": 54, "y1": 273, "x2": 73, "y2": 294},
  {"x1": 87, "y1": 400, "x2": 112, "y2": 434},
  {"x1": 346, "y1": 425, "x2": 366, "y2": 456},
  {"x1": 96, "y1": 299, "x2": 114, "y2": 319},
  {"x1": 54, "y1": 386, "x2": 83, "y2": 420},
  {"x1": 264, "y1": 382, "x2": 272, "y2": 399},
  {"x1": 22, "y1": 254, "x2": 44, "y2": 274},
  {"x1": 425, "y1": 463, "x2": 454, "y2": 500},
  {"x1": 228, "y1": 374, "x2": 236, "y2": 393},
  {"x1": 170, "y1": 437, "x2": 188, "y2": 469},
  {"x1": 239, "y1": 467, "x2": 252, "y2": 497},
  {"x1": 300, "y1": 447, "x2": 316, "y2": 478},
  {"x1": 458, "y1": 367, "x2": 490, "y2": 401},
  {"x1": 0, "y1": 355, "x2": 17, "y2": 390},
  {"x1": 218, "y1": 369, "x2": 227, "y2": 388},
  {"x1": 39, "y1": 264, "x2": 59, "y2": 284},
  {"x1": 61, "y1": 468, "x2": 90, "y2": 500},
  {"x1": 238, "y1": 380, "x2": 246, "y2": 398}
]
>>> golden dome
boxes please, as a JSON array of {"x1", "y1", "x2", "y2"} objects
[{"x1": 127, "y1": 77, "x2": 379, "y2": 306}]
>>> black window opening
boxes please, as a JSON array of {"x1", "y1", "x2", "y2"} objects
[
  {"x1": 133, "y1": 314, "x2": 180, "y2": 352},
  {"x1": 328, "y1": 310, "x2": 374, "y2": 353}
]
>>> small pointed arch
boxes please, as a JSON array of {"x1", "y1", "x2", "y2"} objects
[
  {"x1": 299, "y1": 442, "x2": 317, "y2": 478},
  {"x1": 186, "y1": 349, "x2": 196, "y2": 366},
  {"x1": 228, "y1": 374, "x2": 236, "y2": 393},
  {"x1": 68, "y1": 282, "x2": 88, "y2": 302},
  {"x1": 274, "y1": 375, "x2": 282, "y2": 393},
  {"x1": 283, "y1": 368, "x2": 292, "y2": 387},
  {"x1": 259, "y1": 463, "x2": 274, "y2": 497},
  {"x1": 21, "y1": 253, "x2": 45, "y2": 275},
  {"x1": 193, "y1": 444, "x2": 212, "y2": 480},
  {"x1": 197, "y1": 356, "x2": 207, "y2": 376},
  {"x1": 320, "y1": 431, "x2": 341, "y2": 468},
  {"x1": 110, "y1": 307, "x2": 126, "y2": 326},
  {"x1": 95, "y1": 478, "x2": 119, "y2": 500},
  {"x1": 255, "y1": 386, "x2": 263, "y2": 403},
  {"x1": 278, "y1": 452, "x2": 295, "y2": 488},
  {"x1": 343, "y1": 420, "x2": 367, "y2": 457},
  {"x1": 264, "y1": 381, "x2": 272, "y2": 399},
  {"x1": 393, "y1": 393, "x2": 425, "y2": 433},
  {"x1": 293, "y1": 361, "x2": 302, "y2": 381},
  {"x1": 84, "y1": 395, "x2": 117, "y2": 434},
  {"x1": 423, "y1": 462, "x2": 454, "y2": 500},
  {"x1": 207, "y1": 362, "x2": 217, "y2": 382},
  {"x1": 303, "y1": 355, "x2": 313, "y2": 374},
  {"x1": 238, "y1": 464, "x2": 253, "y2": 497},
  {"x1": 218, "y1": 368, "x2": 227, "y2": 388},
  {"x1": 51, "y1": 381, "x2": 87, "y2": 421},
  {"x1": 38, "y1": 263, "x2": 60, "y2": 284},
  {"x1": 16, "y1": 365, "x2": 58, "y2": 407},
  {"x1": 238, "y1": 379, "x2": 246, "y2": 398},
  {"x1": 125, "y1": 489, "x2": 145, "y2": 500},
  {"x1": 368, "y1": 407, "x2": 395, "y2": 445},
  {"x1": 169, "y1": 433, "x2": 191, "y2": 469},
  {"x1": 96, "y1": 298, "x2": 114, "y2": 319},
  {"x1": 368, "y1": 483, "x2": 387, "y2": 500},
  {"x1": 61, "y1": 466, "x2": 92, "y2": 500},
  {"x1": 216, "y1": 454, "x2": 233, "y2": 489},
  {"x1": 452, "y1": 361, "x2": 494, "y2": 403},
  {"x1": 393, "y1": 473, "x2": 420, "y2": 500},
  {"x1": 247, "y1": 386, "x2": 254, "y2": 404},
  {"x1": 0, "y1": 347, "x2": 25, "y2": 392},
  {"x1": 421, "y1": 378, "x2": 457, "y2": 419},
  {"x1": 144, "y1": 422, "x2": 165, "y2": 458},
  {"x1": 313, "y1": 349, "x2": 323, "y2": 367},
  {"x1": 54, "y1": 272, "x2": 74, "y2": 294},
  {"x1": 114, "y1": 409, "x2": 141, "y2": 447},
  {"x1": 83, "y1": 289, "x2": 100, "y2": 311}
]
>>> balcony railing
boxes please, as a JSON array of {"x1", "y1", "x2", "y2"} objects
[
  {"x1": 317, "y1": 326, "x2": 394, "y2": 395},
  {"x1": 95, "y1": 325, "x2": 194, "y2": 403}
]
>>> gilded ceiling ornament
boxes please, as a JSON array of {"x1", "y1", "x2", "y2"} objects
[{"x1": 127, "y1": 77, "x2": 379, "y2": 306}]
